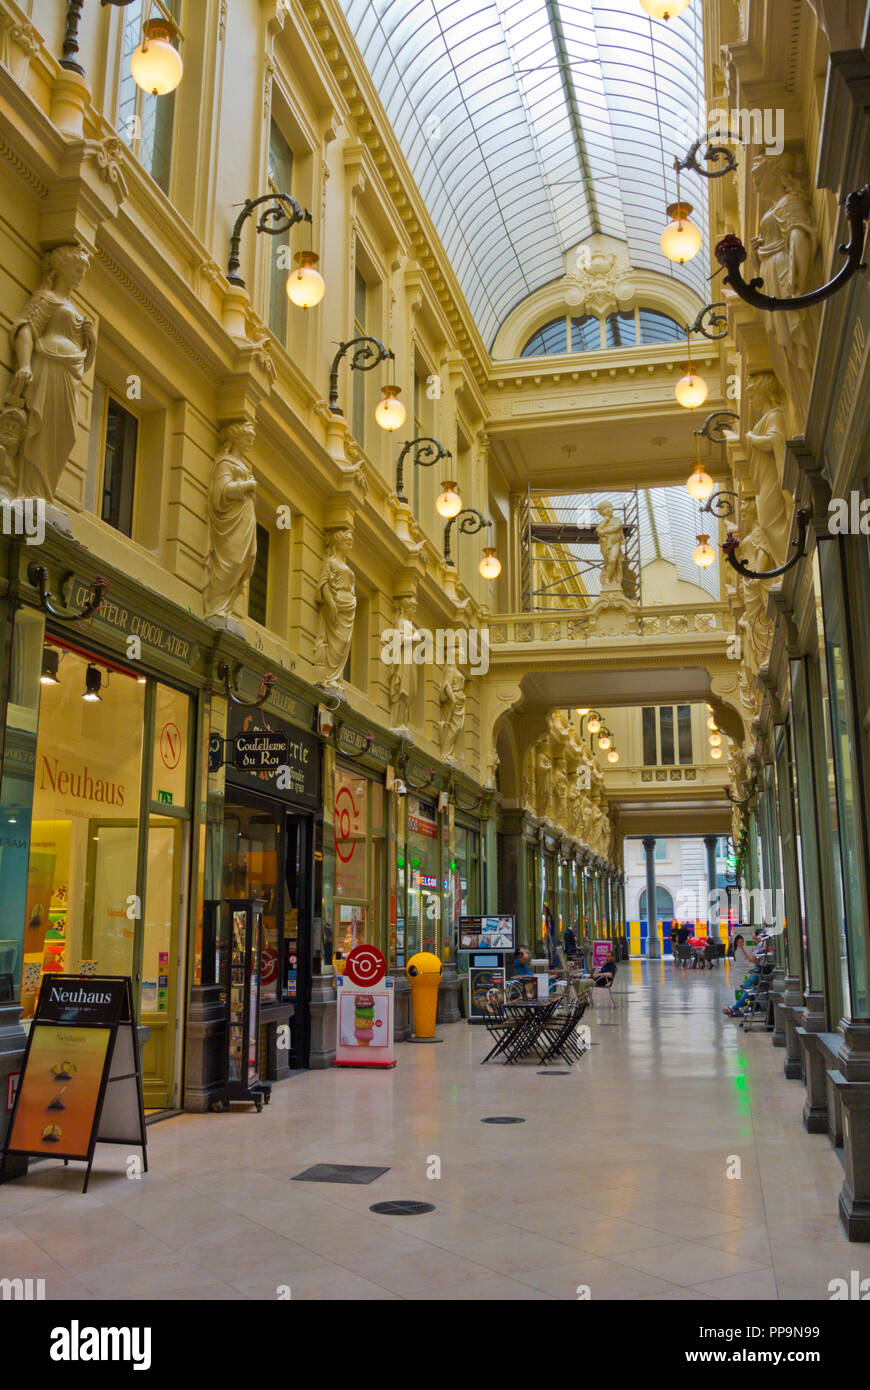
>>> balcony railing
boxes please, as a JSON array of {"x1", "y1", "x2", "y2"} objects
[{"x1": 486, "y1": 603, "x2": 731, "y2": 650}]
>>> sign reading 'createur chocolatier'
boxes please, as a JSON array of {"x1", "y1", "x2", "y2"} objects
[{"x1": 226, "y1": 708, "x2": 321, "y2": 809}]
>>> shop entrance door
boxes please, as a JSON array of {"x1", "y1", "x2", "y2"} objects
[{"x1": 222, "y1": 792, "x2": 314, "y2": 1069}]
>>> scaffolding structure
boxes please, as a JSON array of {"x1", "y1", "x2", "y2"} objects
[{"x1": 518, "y1": 485, "x2": 642, "y2": 612}]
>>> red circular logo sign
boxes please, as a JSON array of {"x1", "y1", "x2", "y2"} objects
[
  {"x1": 334, "y1": 785, "x2": 362, "y2": 863},
  {"x1": 344, "y1": 944, "x2": 386, "y2": 988},
  {"x1": 159, "y1": 722, "x2": 182, "y2": 770}
]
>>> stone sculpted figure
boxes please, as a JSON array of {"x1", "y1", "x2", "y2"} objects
[
  {"x1": 750, "y1": 152, "x2": 818, "y2": 397},
  {"x1": 5, "y1": 242, "x2": 95, "y2": 502},
  {"x1": 388, "y1": 596, "x2": 418, "y2": 729},
  {"x1": 535, "y1": 746, "x2": 552, "y2": 821},
  {"x1": 596, "y1": 501, "x2": 625, "y2": 591},
  {"x1": 744, "y1": 374, "x2": 792, "y2": 566},
  {"x1": 204, "y1": 421, "x2": 258, "y2": 620},
  {"x1": 0, "y1": 407, "x2": 26, "y2": 502},
  {"x1": 439, "y1": 661, "x2": 467, "y2": 759},
  {"x1": 552, "y1": 761, "x2": 568, "y2": 828},
  {"x1": 315, "y1": 525, "x2": 357, "y2": 686}
]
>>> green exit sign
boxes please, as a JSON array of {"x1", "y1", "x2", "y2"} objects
[{"x1": 157, "y1": 790, "x2": 173, "y2": 805}]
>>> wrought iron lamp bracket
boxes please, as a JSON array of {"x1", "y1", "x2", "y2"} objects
[
  {"x1": 715, "y1": 184, "x2": 870, "y2": 311},
  {"x1": 395, "y1": 437, "x2": 451, "y2": 505},
  {"x1": 695, "y1": 410, "x2": 739, "y2": 443},
  {"x1": 28, "y1": 563, "x2": 107, "y2": 623},
  {"x1": 216, "y1": 661, "x2": 276, "y2": 708},
  {"x1": 328, "y1": 337, "x2": 393, "y2": 416},
  {"x1": 676, "y1": 133, "x2": 740, "y2": 179},
  {"x1": 443, "y1": 508, "x2": 489, "y2": 567},
  {"x1": 722, "y1": 508, "x2": 812, "y2": 580},
  {"x1": 700, "y1": 489, "x2": 739, "y2": 520},
  {"x1": 687, "y1": 303, "x2": 728, "y2": 340},
  {"x1": 226, "y1": 192, "x2": 311, "y2": 288}
]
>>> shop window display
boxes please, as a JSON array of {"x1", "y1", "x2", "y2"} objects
[{"x1": 333, "y1": 767, "x2": 385, "y2": 963}]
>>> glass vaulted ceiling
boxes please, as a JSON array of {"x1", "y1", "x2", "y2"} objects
[{"x1": 340, "y1": 0, "x2": 708, "y2": 348}]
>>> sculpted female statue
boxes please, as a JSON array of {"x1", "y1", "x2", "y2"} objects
[
  {"x1": 744, "y1": 374, "x2": 792, "y2": 566},
  {"x1": 204, "y1": 421, "x2": 258, "y2": 620},
  {"x1": 750, "y1": 152, "x2": 817, "y2": 390},
  {"x1": 6, "y1": 243, "x2": 95, "y2": 501},
  {"x1": 388, "y1": 596, "x2": 418, "y2": 729},
  {"x1": 439, "y1": 661, "x2": 467, "y2": 759},
  {"x1": 315, "y1": 526, "x2": 357, "y2": 686}
]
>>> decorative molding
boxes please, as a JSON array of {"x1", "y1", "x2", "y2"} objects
[
  {"x1": 0, "y1": 134, "x2": 48, "y2": 197},
  {"x1": 94, "y1": 246, "x2": 221, "y2": 384},
  {"x1": 90, "y1": 135, "x2": 128, "y2": 200}
]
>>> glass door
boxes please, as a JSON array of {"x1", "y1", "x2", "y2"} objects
[{"x1": 140, "y1": 816, "x2": 186, "y2": 1108}]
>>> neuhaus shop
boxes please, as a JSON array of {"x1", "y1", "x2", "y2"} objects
[{"x1": 0, "y1": 553, "x2": 206, "y2": 1129}]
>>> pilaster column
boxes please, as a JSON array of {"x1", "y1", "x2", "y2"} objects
[
  {"x1": 704, "y1": 834, "x2": 719, "y2": 944},
  {"x1": 643, "y1": 836, "x2": 660, "y2": 959}
]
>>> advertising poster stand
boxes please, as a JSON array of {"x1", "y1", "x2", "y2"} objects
[
  {"x1": 333, "y1": 945, "x2": 396, "y2": 1068},
  {"x1": 1, "y1": 975, "x2": 147, "y2": 1193},
  {"x1": 459, "y1": 915, "x2": 516, "y2": 1023},
  {"x1": 592, "y1": 940, "x2": 611, "y2": 970}
]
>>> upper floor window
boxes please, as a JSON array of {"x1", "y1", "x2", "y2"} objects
[
  {"x1": 117, "y1": 0, "x2": 181, "y2": 195},
  {"x1": 642, "y1": 705, "x2": 693, "y2": 766},
  {"x1": 101, "y1": 396, "x2": 138, "y2": 538},
  {"x1": 521, "y1": 306, "x2": 684, "y2": 358},
  {"x1": 247, "y1": 524, "x2": 270, "y2": 627},
  {"x1": 267, "y1": 121, "x2": 294, "y2": 346},
  {"x1": 352, "y1": 265, "x2": 367, "y2": 447}
]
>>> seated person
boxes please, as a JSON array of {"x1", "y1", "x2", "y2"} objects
[
  {"x1": 512, "y1": 945, "x2": 534, "y2": 977},
  {"x1": 724, "y1": 933, "x2": 759, "y2": 1016},
  {"x1": 593, "y1": 950, "x2": 617, "y2": 987}
]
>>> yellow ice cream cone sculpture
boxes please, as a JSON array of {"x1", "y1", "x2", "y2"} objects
[{"x1": 406, "y1": 952, "x2": 442, "y2": 1038}]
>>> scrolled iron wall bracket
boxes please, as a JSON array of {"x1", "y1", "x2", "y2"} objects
[
  {"x1": 395, "y1": 436, "x2": 451, "y2": 505},
  {"x1": 676, "y1": 133, "x2": 740, "y2": 179},
  {"x1": 226, "y1": 192, "x2": 312, "y2": 288},
  {"x1": 28, "y1": 563, "x2": 107, "y2": 622},
  {"x1": 334, "y1": 721, "x2": 373, "y2": 759},
  {"x1": 695, "y1": 409, "x2": 739, "y2": 442},
  {"x1": 443, "y1": 507, "x2": 489, "y2": 567},
  {"x1": 216, "y1": 661, "x2": 277, "y2": 708},
  {"x1": 328, "y1": 336, "x2": 393, "y2": 415},
  {"x1": 722, "y1": 508, "x2": 812, "y2": 580},
  {"x1": 687, "y1": 303, "x2": 728, "y2": 340},
  {"x1": 715, "y1": 183, "x2": 870, "y2": 311},
  {"x1": 700, "y1": 489, "x2": 739, "y2": 520}
]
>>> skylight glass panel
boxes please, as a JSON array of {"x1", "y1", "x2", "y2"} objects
[{"x1": 340, "y1": 0, "x2": 708, "y2": 343}]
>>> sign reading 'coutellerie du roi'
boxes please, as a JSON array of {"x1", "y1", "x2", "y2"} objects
[{"x1": 225, "y1": 708, "x2": 321, "y2": 809}]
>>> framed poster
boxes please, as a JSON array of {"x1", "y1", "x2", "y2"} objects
[
  {"x1": 468, "y1": 965, "x2": 506, "y2": 1021},
  {"x1": 459, "y1": 915, "x2": 515, "y2": 952}
]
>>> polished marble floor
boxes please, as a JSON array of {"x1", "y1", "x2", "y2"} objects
[{"x1": 1, "y1": 961, "x2": 865, "y2": 1301}]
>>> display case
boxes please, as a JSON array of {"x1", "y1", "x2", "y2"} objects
[{"x1": 212, "y1": 898, "x2": 271, "y2": 1112}]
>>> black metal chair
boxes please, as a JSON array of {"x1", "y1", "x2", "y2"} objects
[{"x1": 673, "y1": 944, "x2": 693, "y2": 969}]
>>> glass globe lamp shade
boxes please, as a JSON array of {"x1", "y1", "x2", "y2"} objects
[
  {"x1": 479, "y1": 547, "x2": 502, "y2": 580},
  {"x1": 709, "y1": 746, "x2": 723, "y2": 760},
  {"x1": 435, "y1": 481, "x2": 462, "y2": 519},
  {"x1": 597, "y1": 732, "x2": 612, "y2": 751},
  {"x1": 675, "y1": 370, "x2": 708, "y2": 409},
  {"x1": 576, "y1": 708, "x2": 590, "y2": 716},
  {"x1": 693, "y1": 534, "x2": 716, "y2": 567},
  {"x1": 286, "y1": 251, "x2": 325, "y2": 308},
  {"x1": 709, "y1": 733, "x2": 722, "y2": 748},
  {"x1": 640, "y1": 0, "x2": 691, "y2": 18},
  {"x1": 607, "y1": 749, "x2": 619, "y2": 764},
  {"x1": 374, "y1": 385, "x2": 406, "y2": 432},
  {"x1": 706, "y1": 715, "x2": 718, "y2": 731},
  {"x1": 586, "y1": 714, "x2": 601, "y2": 734},
  {"x1": 686, "y1": 464, "x2": 714, "y2": 501},
  {"x1": 660, "y1": 203, "x2": 702, "y2": 264},
  {"x1": 130, "y1": 21, "x2": 183, "y2": 96}
]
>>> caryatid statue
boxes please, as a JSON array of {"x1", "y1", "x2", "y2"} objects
[
  {"x1": 204, "y1": 421, "x2": 258, "y2": 620},
  {"x1": 5, "y1": 242, "x2": 95, "y2": 502},
  {"x1": 388, "y1": 595, "x2": 419, "y2": 729},
  {"x1": 596, "y1": 501, "x2": 625, "y2": 592},
  {"x1": 745, "y1": 374, "x2": 792, "y2": 566},
  {"x1": 750, "y1": 151, "x2": 818, "y2": 398},
  {"x1": 315, "y1": 525, "x2": 357, "y2": 687},
  {"x1": 439, "y1": 661, "x2": 467, "y2": 760}
]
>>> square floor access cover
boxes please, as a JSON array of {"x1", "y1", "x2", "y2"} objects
[{"x1": 292, "y1": 1163, "x2": 390, "y2": 1185}]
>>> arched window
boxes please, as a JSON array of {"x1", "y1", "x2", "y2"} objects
[
  {"x1": 638, "y1": 309, "x2": 684, "y2": 344},
  {"x1": 520, "y1": 306, "x2": 688, "y2": 358},
  {"x1": 520, "y1": 317, "x2": 567, "y2": 357},
  {"x1": 639, "y1": 886, "x2": 675, "y2": 923}
]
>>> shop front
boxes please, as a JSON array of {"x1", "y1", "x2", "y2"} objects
[
  {"x1": 220, "y1": 704, "x2": 321, "y2": 1073},
  {"x1": 0, "y1": 555, "x2": 202, "y2": 1122}
]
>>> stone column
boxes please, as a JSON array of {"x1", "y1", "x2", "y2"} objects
[
  {"x1": 643, "y1": 836, "x2": 660, "y2": 959},
  {"x1": 704, "y1": 834, "x2": 718, "y2": 944}
]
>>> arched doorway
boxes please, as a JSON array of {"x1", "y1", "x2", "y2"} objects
[{"x1": 639, "y1": 885, "x2": 675, "y2": 955}]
